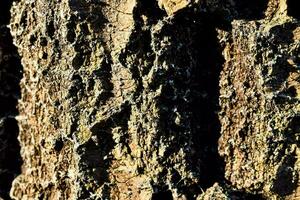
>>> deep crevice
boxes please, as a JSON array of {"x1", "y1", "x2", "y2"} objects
[
  {"x1": 0, "y1": 0, "x2": 23, "y2": 199},
  {"x1": 152, "y1": 190, "x2": 173, "y2": 200},
  {"x1": 232, "y1": 0, "x2": 269, "y2": 20},
  {"x1": 150, "y1": 10, "x2": 225, "y2": 198},
  {"x1": 190, "y1": 15, "x2": 225, "y2": 190},
  {"x1": 287, "y1": 0, "x2": 300, "y2": 19},
  {"x1": 272, "y1": 153, "x2": 297, "y2": 196}
]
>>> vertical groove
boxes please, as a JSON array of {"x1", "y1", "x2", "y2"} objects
[{"x1": 0, "y1": 0, "x2": 22, "y2": 199}]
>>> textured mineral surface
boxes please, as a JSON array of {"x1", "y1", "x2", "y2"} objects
[{"x1": 0, "y1": 0, "x2": 299, "y2": 199}]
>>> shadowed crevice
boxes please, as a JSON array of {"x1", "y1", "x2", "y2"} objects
[
  {"x1": 189, "y1": 14, "x2": 225, "y2": 190},
  {"x1": 152, "y1": 190, "x2": 173, "y2": 200},
  {"x1": 272, "y1": 153, "x2": 297, "y2": 196},
  {"x1": 142, "y1": 10, "x2": 226, "y2": 198},
  {"x1": 232, "y1": 0, "x2": 269, "y2": 20},
  {"x1": 0, "y1": 0, "x2": 23, "y2": 199},
  {"x1": 77, "y1": 103, "x2": 131, "y2": 199},
  {"x1": 287, "y1": 0, "x2": 300, "y2": 19}
]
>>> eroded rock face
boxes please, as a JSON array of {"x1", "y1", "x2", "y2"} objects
[{"x1": 1, "y1": 0, "x2": 299, "y2": 199}]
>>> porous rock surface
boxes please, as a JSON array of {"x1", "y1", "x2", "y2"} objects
[{"x1": 0, "y1": 0, "x2": 299, "y2": 199}]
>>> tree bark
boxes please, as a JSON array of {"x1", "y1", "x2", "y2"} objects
[
  {"x1": 0, "y1": 0, "x2": 299, "y2": 199},
  {"x1": 0, "y1": 1, "x2": 22, "y2": 199}
]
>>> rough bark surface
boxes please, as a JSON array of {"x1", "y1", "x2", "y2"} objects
[
  {"x1": 0, "y1": 0, "x2": 299, "y2": 199},
  {"x1": 0, "y1": 1, "x2": 22, "y2": 199}
]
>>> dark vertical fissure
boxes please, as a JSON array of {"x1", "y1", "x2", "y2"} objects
[
  {"x1": 0, "y1": 0, "x2": 23, "y2": 199},
  {"x1": 149, "y1": 9, "x2": 226, "y2": 198},
  {"x1": 191, "y1": 14, "x2": 225, "y2": 190}
]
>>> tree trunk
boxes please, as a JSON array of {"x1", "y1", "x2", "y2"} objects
[
  {"x1": 0, "y1": 0, "x2": 299, "y2": 199},
  {"x1": 0, "y1": 1, "x2": 22, "y2": 199}
]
